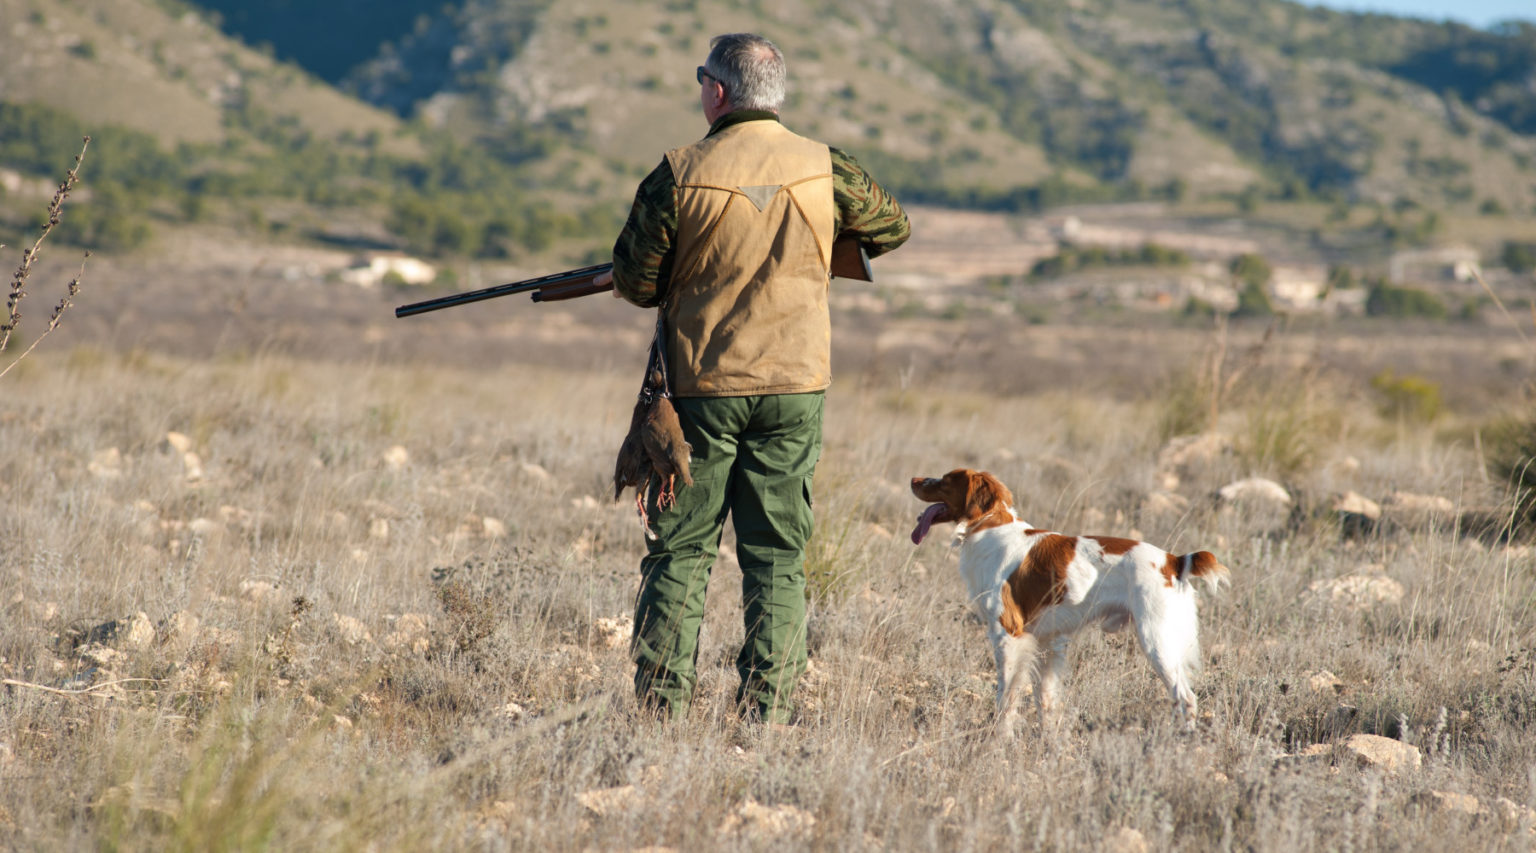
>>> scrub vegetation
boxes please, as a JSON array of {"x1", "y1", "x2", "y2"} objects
[{"x1": 2, "y1": 298, "x2": 1532, "y2": 849}]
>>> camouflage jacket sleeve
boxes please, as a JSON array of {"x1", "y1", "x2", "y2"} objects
[
  {"x1": 610, "y1": 159, "x2": 677, "y2": 309},
  {"x1": 830, "y1": 147, "x2": 910, "y2": 259}
]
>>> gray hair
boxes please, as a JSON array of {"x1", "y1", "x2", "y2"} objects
[{"x1": 704, "y1": 33, "x2": 786, "y2": 112}]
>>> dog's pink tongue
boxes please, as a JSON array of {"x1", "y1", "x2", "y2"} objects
[{"x1": 912, "y1": 504, "x2": 946, "y2": 545}]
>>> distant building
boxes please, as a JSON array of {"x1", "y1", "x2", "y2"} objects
[
  {"x1": 1388, "y1": 246, "x2": 1480, "y2": 285},
  {"x1": 1270, "y1": 265, "x2": 1327, "y2": 311},
  {"x1": 339, "y1": 253, "x2": 436, "y2": 287}
]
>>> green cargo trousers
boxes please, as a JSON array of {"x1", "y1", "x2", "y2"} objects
[{"x1": 631, "y1": 391, "x2": 824, "y2": 724}]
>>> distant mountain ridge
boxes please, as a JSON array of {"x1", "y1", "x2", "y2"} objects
[
  {"x1": 3, "y1": 0, "x2": 1534, "y2": 264},
  {"x1": 184, "y1": 0, "x2": 1536, "y2": 213}
]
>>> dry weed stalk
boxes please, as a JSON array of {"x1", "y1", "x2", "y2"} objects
[
  {"x1": 0, "y1": 136, "x2": 92, "y2": 381},
  {"x1": 1470, "y1": 265, "x2": 1531, "y2": 350},
  {"x1": 1204, "y1": 314, "x2": 1277, "y2": 429}
]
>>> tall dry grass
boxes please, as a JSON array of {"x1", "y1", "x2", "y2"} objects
[{"x1": 0, "y1": 335, "x2": 1532, "y2": 851}]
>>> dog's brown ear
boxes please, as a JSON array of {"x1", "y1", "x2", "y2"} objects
[{"x1": 964, "y1": 471, "x2": 1012, "y2": 521}]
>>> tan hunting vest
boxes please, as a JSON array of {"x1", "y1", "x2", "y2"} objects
[{"x1": 663, "y1": 119, "x2": 837, "y2": 397}]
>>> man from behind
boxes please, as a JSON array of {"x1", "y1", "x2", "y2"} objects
[{"x1": 600, "y1": 32, "x2": 910, "y2": 725}]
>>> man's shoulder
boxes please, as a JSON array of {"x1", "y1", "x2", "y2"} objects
[{"x1": 666, "y1": 120, "x2": 829, "y2": 181}]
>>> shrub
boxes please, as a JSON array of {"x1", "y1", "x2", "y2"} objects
[
  {"x1": 1230, "y1": 253, "x2": 1272, "y2": 288},
  {"x1": 1028, "y1": 242, "x2": 1189, "y2": 280},
  {"x1": 1233, "y1": 281, "x2": 1274, "y2": 317},
  {"x1": 1369, "y1": 370, "x2": 1441, "y2": 422},
  {"x1": 1485, "y1": 410, "x2": 1536, "y2": 533},
  {"x1": 1502, "y1": 241, "x2": 1536, "y2": 274},
  {"x1": 1365, "y1": 283, "x2": 1447, "y2": 319}
]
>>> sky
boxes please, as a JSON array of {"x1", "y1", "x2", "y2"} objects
[{"x1": 1304, "y1": 0, "x2": 1534, "y2": 28}]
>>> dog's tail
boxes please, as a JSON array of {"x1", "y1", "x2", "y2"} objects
[{"x1": 1170, "y1": 550, "x2": 1230, "y2": 594}]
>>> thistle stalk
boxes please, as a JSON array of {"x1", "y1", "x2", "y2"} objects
[{"x1": 0, "y1": 135, "x2": 91, "y2": 379}]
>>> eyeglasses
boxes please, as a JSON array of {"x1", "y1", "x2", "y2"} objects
[{"x1": 696, "y1": 66, "x2": 718, "y2": 87}]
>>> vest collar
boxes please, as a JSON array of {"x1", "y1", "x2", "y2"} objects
[{"x1": 706, "y1": 110, "x2": 780, "y2": 138}]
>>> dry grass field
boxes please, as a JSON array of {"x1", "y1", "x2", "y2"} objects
[{"x1": 3, "y1": 242, "x2": 1536, "y2": 851}]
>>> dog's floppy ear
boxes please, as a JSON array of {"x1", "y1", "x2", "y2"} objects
[{"x1": 964, "y1": 471, "x2": 1011, "y2": 521}]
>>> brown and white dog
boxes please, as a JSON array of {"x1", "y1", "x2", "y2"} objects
[{"x1": 911, "y1": 468, "x2": 1229, "y2": 733}]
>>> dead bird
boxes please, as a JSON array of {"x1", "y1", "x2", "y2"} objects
[
  {"x1": 642, "y1": 391, "x2": 692, "y2": 509},
  {"x1": 613, "y1": 371, "x2": 693, "y2": 535}
]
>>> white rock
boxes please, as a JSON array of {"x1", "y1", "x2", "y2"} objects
[
  {"x1": 1383, "y1": 491, "x2": 1456, "y2": 526},
  {"x1": 570, "y1": 495, "x2": 600, "y2": 510},
  {"x1": 1306, "y1": 670, "x2": 1343, "y2": 695},
  {"x1": 369, "y1": 518, "x2": 390, "y2": 540},
  {"x1": 1105, "y1": 826, "x2": 1149, "y2": 853},
  {"x1": 578, "y1": 785, "x2": 642, "y2": 817},
  {"x1": 481, "y1": 517, "x2": 508, "y2": 539},
  {"x1": 593, "y1": 615, "x2": 632, "y2": 650},
  {"x1": 1157, "y1": 433, "x2": 1231, "y2": 474},
  {"x1": 1141, "y1": 491, "x2": 1190, "y2": 517},
  {"x1": 333, "y1": 614, "x2": 372, "y2": 645},
  {"x1": 520, "y1": 462, "x2": 553, "y2": 483},
  {"x1": 88, "y1": 447, "x2": 124, "y2": 479},
  {"x1": 1340, "y1": 733, "x2": 1421, "y2": 773},
  {"x1": 122, "y1": 612, "x2": 156, "y2": 648},
  {"x1": 1493, "y1": 797, "x2": 1536, "y2": 832},
  {"x1": 239, "y1": 580, "x2": 284, "y2": 604},
  {"x1": 188, "y1": 518, "x2": 221, "y2": 537},
  {"x1": 1415, "y1": 790, "x2": 1489, "y2": 818},
  {"x1": 382, "y1": 445, "x2": 410, "y2": 470},
  {"x1": 1331, "y1": 491, "x2": 1381, "y2": 520},
  {"x1": 382, "y1": 613, "x2": 430, "y2": 654},
  {"x1": 1306, "y1": 575, "x2": 1405, "y2": 610},
  {"x1": 164, "y1": 611, "x2": 200, "y2": 643},
  {"x1": 718, "y1": 800, "x2": 816, "y2": 841},
  {"x1": 182, "y1": 451, "x2": 204, "y2": 482},
  {"x1": 164, "y1": 432, "x2": 193, "y2": 453},
  {"x1": 1217, "y1": 477, "x2": 1292, "y2": 506}
]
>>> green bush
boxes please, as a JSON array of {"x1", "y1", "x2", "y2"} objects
[
  {"x1": 1502, "y1": 241, "x2": 1536, "y2": 274},
  {"x1": 1029, "y1": 242, "x2": 1189, "y2": 279},
  {"x1": 1365, "y1": 283, "x2": 1447, "y2": 319},
  {"x1": 1484, "y1": 409, "x2": 1536, "y2": 533},
  {"x1": 1230, "y1": 253, "x2": 1272, "y2": 288},
  {"x1": 1369, "y1": 370, "x2": 1441, "y2": 422},
  {"x1": 1233, "y1": 281, "x2": 1274, "y2": 317}
]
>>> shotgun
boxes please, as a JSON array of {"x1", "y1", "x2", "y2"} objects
[{"x1": 393, "y1": 236, "x2": 872, "y2": 319}]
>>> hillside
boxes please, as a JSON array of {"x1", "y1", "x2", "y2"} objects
[
  {"x1": 2, "y1": 0, "x2": 1535, "y2": 276},
  {"x1": 0, "y1": 0, "x2": 629, "y2": 263},
  {"x1": 0, "y1": 0, "x2": 401, "y2": 148},
  {"x1": 326, "y1": 0, "x2": 1536, "y2": 213}
]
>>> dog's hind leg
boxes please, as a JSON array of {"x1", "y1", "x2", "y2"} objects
[
  {"x1": 1034, "y1": 635, "x2": 1073, "y2": 730},
  {"x1": 993, "y1": 630, "x2": 1038, "y2": 737},
  {"x1": 1133, "y1": 599, "x2": 1202, "y2": 730}
]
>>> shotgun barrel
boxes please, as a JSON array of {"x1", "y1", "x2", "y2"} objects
[
  {"x1": 393, "y1": 263, "x2": 613, "y2": 318},
  {"x1": 393, "y1": 235, "x2": 871, "y2": 319}
]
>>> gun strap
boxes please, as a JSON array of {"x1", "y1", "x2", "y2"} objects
[{"x1": 640, "y1": 310, "x2": 671, "y2": 404}]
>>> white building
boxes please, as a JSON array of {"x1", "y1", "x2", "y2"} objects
[
  {"x1": 1388, "y1": 246, "x2": 1481, "y2": 285},
  {"x1": 339, "y1": 253, "x2": 437, "y2": 287}
]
